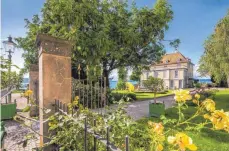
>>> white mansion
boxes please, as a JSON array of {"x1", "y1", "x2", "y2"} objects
[{"x1": 140, "y1": 51, "x2": 194, "y2": 89}]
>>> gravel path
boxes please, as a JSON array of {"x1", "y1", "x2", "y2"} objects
[
  {"x1": 2, "y1": 93, "x2": 40, "y2": 151},
  {"x1": 126, "y1": 95, "x2": 175, "y2": 120},
  {"x1": 3, "y1": 120, "x2": 40, "y2": 151},
  {"x1": 94, "y1": 94, "x2": 175, "y2": 120}
]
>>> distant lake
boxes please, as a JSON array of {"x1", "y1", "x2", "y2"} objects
[
  {"x1": 110, "y1": 80, "x2": 138, "y2": 89},
  {"x1": 22, "y1": 78, "x2": 211, "y2": 89},
  {"x1": 198, "y1": 79, "x2": 212, "y2": 84},
  {"x1": 22, "y1": 78, "x2": 137, "y2": 89},
  {"x1": 22, "y1": 78, "x2": 29, "y2": 83}
]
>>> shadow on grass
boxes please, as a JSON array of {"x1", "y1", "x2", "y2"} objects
[{"x1": 200, "y1": 128, "x2": 229, "y2": 143}]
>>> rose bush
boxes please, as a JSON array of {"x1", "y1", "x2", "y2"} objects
[{"x1": 24, "y1": 89, "x2": 228, "y2": 151}]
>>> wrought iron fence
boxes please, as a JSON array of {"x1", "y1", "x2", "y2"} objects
[
  {"x1": 72, "y1": 77, "x2": 107, "y2": 109},
  {"x1": 0, "y1": 86, "x2": 15, "y2": 104},
  {"x1": 54, "y1": 99, "x2": 129, "y2": 151}
]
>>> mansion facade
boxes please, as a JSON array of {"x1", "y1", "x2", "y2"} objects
[{"x1": 140, "y1": 51, "x2": 194, "y2": 89}]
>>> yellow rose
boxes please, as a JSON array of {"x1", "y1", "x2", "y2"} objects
[
  {"x1": 174, "y1": 90, "x2": 192, "y2": 102},
  {"x1": 194, "y1": 94, "x2": 200, "y2": 100},
  {"x1": 153, "y1": 122, "x2": 164, "y2": 134},
  {"x1": 168, "y1": 136, "x2": 176, "y2": 144},
  {"x1": 203, "y1": 114, "x2": 210, "y2": 119},
  {"x1": 210, "y1": 110, "x2": 229, "y2": 130},
  {"x1": 148, "y1": 121, "x2": 154, "y2": 127},
  {"x1": 24, "y1": 90, "x2": 33, "y2": 97},
  {"x1": 168, "y1": 133, "x2": 197, "y2": 151},
  {"x1": 202, "y1": 99, "x2": 215, "y2": 112},
  {"x1": 156, "y1": 144, "x2": 163, "y2": 151},
  {"x1": 148, "y1": 122, "x2": 164, "y2": 135},
  {"x1": 192, "y1": 99, "x2": 199, "y2": 104}
]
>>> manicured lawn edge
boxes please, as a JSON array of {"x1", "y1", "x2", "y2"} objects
[
  {"x1": 112, "y1": 90, "x2": 174, "y2": 101},
  {"x1": 136, "y1": 93, "x2": 174, "y2": 101}
]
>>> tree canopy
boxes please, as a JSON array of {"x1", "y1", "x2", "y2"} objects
[
  {"x1": 130, "y1": 67, "x2": 142, "y2": 82},
  {"x1": 198, "y1": 11, "x2": 229, "y2": 87},
  {"x1": 143, "y1": 76, "x2": 164, "y2": 103},
  {"x1": 16, "y1": 0, "x2": 174, "y2": 86}
]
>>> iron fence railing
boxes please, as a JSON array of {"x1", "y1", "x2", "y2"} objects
[
  {"x1": 72, "y1": 77, "x2": 107, "y2": 109},
  {"x1": 54, "y1": 99, "x2": 129, "y2": 151},
  {"x1": 1, "y1": 86, "x2": 15, "y2": 104}
]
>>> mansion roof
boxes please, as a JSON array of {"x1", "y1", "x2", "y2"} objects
[{"x1": 154, "y1": 51, "x2": 194, "y2": 66}]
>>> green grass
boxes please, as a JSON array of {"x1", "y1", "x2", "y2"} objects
[
  {"x1": 22, "y1": 105, "x2": 30, "y2": 112},
  {"x1": 112, "y1": 90, "x2": 173, "y2": 100},
  {"x1": 137, "y1": 90, "x2": 229, "y2": 151},
  {"x1": 12, "y1": 89, "x2": 25, "y2": 93}
]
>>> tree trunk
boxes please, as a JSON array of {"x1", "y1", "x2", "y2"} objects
[
  {"x1": 103, "y1": 69, "x2": 110, "y2": 88},
  {"x1": 154, "y1": 92, "x2": 157, "y2": 104},
  {"x1": 227, "y1": 75, "x2": 229, "y2": 88}
]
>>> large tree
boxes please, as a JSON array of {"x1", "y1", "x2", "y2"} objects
[
  {"x1": 198, "y1": 11, "x2": 229, "y2": 87},
  {"x1": 16, "y1": 0, "x2": 173, "y2": 87}
]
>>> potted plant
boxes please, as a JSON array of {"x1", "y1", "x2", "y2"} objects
[{"x1": 143, "y1": 76, "x2": 165, "y2": 117}]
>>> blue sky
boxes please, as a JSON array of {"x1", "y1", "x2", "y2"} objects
[{"x1": 1, "y1": 0, "x2": 229, "y2": 78}]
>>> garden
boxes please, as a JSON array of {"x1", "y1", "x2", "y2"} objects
[
  {"x1": 2, "y1": 0, "x2": 229, "y2": 150},
  {"x1": 41, "y1": 88, "x2": 229, "y2": 151}
]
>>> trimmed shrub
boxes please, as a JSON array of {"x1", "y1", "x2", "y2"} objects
[
  {"x1": 116, "y1": 80, "x2": 126, "y2": 90},
  {"x1": 111, "y1": 92, "x2": 137, "y2": 102}
]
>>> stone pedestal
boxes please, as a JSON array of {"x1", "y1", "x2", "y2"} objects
[
  {"x1": 29, "y1": 64, "x2": 39, "y2": 117},
  {"x1": 29, "y1": 64, "x2": 39, "y2": 99},
  {"x1": 36, "y1": 34, "x2": 72, "y2": 147}
]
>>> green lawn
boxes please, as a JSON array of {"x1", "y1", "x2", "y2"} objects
[
  {"x1": 112, "y1": 90, "x2": 174, "y2": 100},
  {"x1": 137, "y1": 90, "x2": 229, "y2": 151}
]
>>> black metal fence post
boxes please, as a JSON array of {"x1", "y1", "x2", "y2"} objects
[
  {"x1": 57, "y1": 100, "x2": 60, "y2": 117},
  {"x1": 63, "y1": 103, "x2": 65, "y2": 112},
  {"x1": 60, "y1": 101, "x2": 62, "y2": 111},
  {"x1": 5, "y1": 95, "x2": 8, "y2": 104},
  {"x1": 55, "y1": 99, "x2": 57, "y2": 113},
  {"x1": 66, "y1": 103, "x2": 69, "y2": 114},
  {"x1": 125, "y1": 135, "x2": 129, "y2": 151},
  {"x1": 84, "y1": 118, "x2": 87, "y2": 151},
  {"x1": 106, "y1": 126, "x2": 109, "y2": 151},
  {"x1": 93, "y1": 119, "x2": 96, "y2": 151}
]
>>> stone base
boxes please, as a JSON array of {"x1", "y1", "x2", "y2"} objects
[{"x1": 29, "y1": 105, "x2": 39, "y2": 117}]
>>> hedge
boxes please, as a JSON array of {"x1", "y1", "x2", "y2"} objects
[{"x1": 110, "y1": 92, "x2": 137, "y2": 102}]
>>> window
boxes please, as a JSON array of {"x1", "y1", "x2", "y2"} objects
[
  {"x1": 184, "y1": 70, "x2": 187, "y2": 78},
  {"x1": 179, "y1": 80, "x2": 182, "y2": 88},
  {"x1": 163, "y1": 70, "x2": 166, "y2": 78},
  {"x1": 170, "y1": 80, "x2": 174, "y2": 88},
  {"x1": 175, "y1": 70, "x2": 178, "y2": 78},
  {"x1": 154, "y1": 71, "x2": 158, "y2": 78}
]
